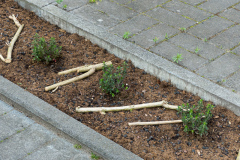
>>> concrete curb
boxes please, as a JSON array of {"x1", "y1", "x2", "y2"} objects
[
  {"x1": 14, "y1": 0, "x2": 240, "y2": 116},
  {"x1": 0, "y1": 76, "x2": 142, "y2": 160}
]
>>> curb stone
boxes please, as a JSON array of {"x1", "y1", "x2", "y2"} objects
[
  {"x1": 0, "y1": 76, "x2": 142, "y2": 160},
  {"x1": 14, "y1": 0, "x2": 240, "y2": 116}
]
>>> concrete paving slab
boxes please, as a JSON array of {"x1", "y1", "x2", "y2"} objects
[
  {"x1": 0, "y1": 100, "x2": 13, "y2": 115},
  {"x1": 71, "y1": 5, "x2": 119, "y2": 29},
  {"x1": 109, "y1": 14, "x2": 158, "y2": 37},
  {"x1": 198, "y1": 0, "x2": 239, "y2": 13},
  {"x1": 145, "y1": 7, "x2": 196, "y2": 29},
  {"x1": 224, "y1": 70, "x2": 240, "y2": 92},
  {"x1": 89, "y1": 0, "x2": 137, "y2": 21},
  {"x1": 0, "y1": 110, "x2": 34, "y2": 132},
  {"x1": 129, "y1": 23, "x2": 179, "y2": 48},
  {"x1": 196, "y1": 53, "x2": 240, "y2": 82},
  {"x1": 0, "y1": 124, "x2": 55, "y2": 160},
  {"x1": 23, "y1": 138, "x2": 91, "y2": 160},
  {"x1": 231, "y1": 46, "x2": 240, "y2": 56},
  {"x1": 125, "y1": 0, "x2": 167, "y2": 13},
  {"x1": 151, "y1": 41, "x2": 208, "y2": 71},
  {"x1": 55, "y1": 0, "x2": 88, "y2": 11},
  {"x1": 0, "y1": 119, "x2": 16, "y2": 142},
  {"x1": 210, "y1": 25, "x2": 240, "y2": 50},
  {"x1": 234, "y1": 3, "x2": 240, "y2": 10},
  {"x1": 112, "y1": 0, "x2": 132, "y2": 5},
  {"x1": 180, "y1": 0, "x2": 204, "y2": 6},
  {"x1": 219, "y1": 8, "x2": 240, "y2": 23},
  {"x1": 169, "y1": 33, "x2": 225, "y2": 60},
  {"x1": 188, "y1": 16, "x2": 234, "y2": 39},
  {"x1": 162, "y1": 0, "x2": 211, "y2": 22}
]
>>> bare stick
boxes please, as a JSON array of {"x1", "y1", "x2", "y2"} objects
[
  {"x1": 58, "y1": 61, "x2": 112, "y2": 75},
  {"x1": 75, "y1": 101, "x2": 179, "y2": 114},
  {"x1": 45, "y1": 67, "x2": 95, "y2": 91},
  {"x1": 0, "y1": 14, "x2": 24, "y2": 63},
  {"x1": 128, "y1": 120, "x2": 182, "y2": 126},
  {"x1": 237, "y1": 149, "x2": 240, "y2": 160}
]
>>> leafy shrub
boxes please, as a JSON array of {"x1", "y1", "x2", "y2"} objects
[
  {"x1": 177, "y1": 99, "x2": 214, "y2": 136},
  {"x1": 31, "y1": 33, "x2": 62, "y2": 64},
  {"x1": 99, "y1": 61, "x2": 128, "y2": 97}
]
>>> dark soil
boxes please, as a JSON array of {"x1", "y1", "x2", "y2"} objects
[{"x1": 1, "y1": 1, "x2": 240, "y2": 159}]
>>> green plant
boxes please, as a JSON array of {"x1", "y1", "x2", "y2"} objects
[
  {"x1": 89, "y1": 0, "x2": 102, "y2": 3},
  {"x1": 74, "y1": 144, "x2": 82, "y2": 149},
  {"x1": 180, "y1": 27, "x2": 186, "y2": 32},
  {"x1": 195, "y1": 46, "x2": 200, "y2": 53},
  {"x1": 123, "y1": 32, "x2": 130, "y2": 39},
  {"x1": 56, "y1": 0, "x2": 63, "y2": 4},
  {"x1": 177, "y1": 99, "x2": 214, "y2": 136},
  {"x1": 165, "y1": 33, "x2": 169, "y2": 40},
  {"x1": 204, "y1": 38, "x2": 207, "y2": 42},
  {"x1": 153, "y1": 37, "x2": 158, "y2": 44},
  {"x1": 99, "y1": 61, "x2": 128, "y2": 97},
  {"x1": 172, "y1": 53, "x2": 183, "y2": 63},
  {"x1": 63, "y1": 4, "x2": 67, "y2": 9},
  {"x1": 31, "y1": 33, "x2": 62, "y2": 64},
  {"x1": 91, "y1": 152, "x2": 100, "y2": 159}
]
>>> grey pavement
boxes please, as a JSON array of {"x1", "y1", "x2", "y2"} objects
[{"x1": 2, "y1": 0, "x2": 240, "y2": 159}]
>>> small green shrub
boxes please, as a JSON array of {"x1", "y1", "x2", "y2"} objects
[
  {"x1": 99, "y1": 61, "x2": 128, "y2": 97},
  {"x1": 31, "y1": 33, "x2": 62, "y2": 64},
  {"x1": 177, "y1": 99, "x2": 214, "y2": 136}
]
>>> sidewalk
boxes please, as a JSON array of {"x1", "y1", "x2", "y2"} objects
[{"x1": 0, "y1": 100, "x2": 92, "y2": 160}]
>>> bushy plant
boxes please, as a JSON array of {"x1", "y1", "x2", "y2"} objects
[
  {"x1": 177, "y1": 99, "x2": 214, "y2": 136},
  {"x1": 31, "y1": 33, "x2": 62, "y2": 64},
  {"x1": 99, "y1": 61, "x2": 128, "y2": 97}
]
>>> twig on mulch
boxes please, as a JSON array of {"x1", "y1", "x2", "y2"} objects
[
  {"x1": 45, "y1": 67, "x2": 96, "y2": 91},
  {"x1": 75, "y1": 101, "x2": 179, "y2": 114},
  {"x1": 45, "y1": 61, "x2": 112, "y2": 91},
  {"x1": 58, "y1": 61, "x2": 112, "y2": 75},
  {"x1": 128, "y1": 120, "x2": 183, "y2": 126},
  {"x1": 0, "y1": 14, "x2": 24, "y2": 63}
]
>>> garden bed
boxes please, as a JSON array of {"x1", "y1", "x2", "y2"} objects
[{"x1": 1, "y1": 1, "x2": 240, "y2": 159}]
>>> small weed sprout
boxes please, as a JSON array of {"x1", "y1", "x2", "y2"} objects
[
  {"x1": 195, "y1": 46, "x2": 200, "y2": 53},
  {"x1": 56, "y1": 0, "x2": 63, "y2": 4},
  {"x1": 204, "y1": 38, "x2": 207, "y2": 42},
  {"x1": 31, "y1": 33, "x2": 62, "y2": 64},
  {"x1": 91, "y1": 152, "x2": 100, "y2": 159},
  {"x1": 180, "y1": 27, "x2": 186, "y2": 32},
  {"x1": 63, "y1": 4, "x2": 67, "y2": 9},
  {"x1": 74, "y1": 144, "x2": 82, "y2": 149},
  {"x1": 89, "y1": 0, "x2": 102, "y2": 3},
  {"x1": 177, "y1": 99, "x2": 214, "y2": 136},
  {"x1": 99, "y1": 61, "x2": 128, "y2": 97},
  {"x1": 153, "y1": 37, "x2": 159, "y2": 44},
  {"x1": 123, "y1": 32, "x2": 130, "y2": 39},
  {"x1": 165, "y1": 33, "x2": 169, "y2": 40},
  {"x1": 172, "y1": 53, "x2": 183, "y2": 63}
]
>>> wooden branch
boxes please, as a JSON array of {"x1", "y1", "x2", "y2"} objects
[
  {"x1": 45, "y1": 67, "x2": 95, "y2": 91},
  {"x1": 128, "y1": 120, "x2": 183, "y2": 126},
  {"x1": 58, "y1": 61, "x2": 112, "y2": 75},
  {"x1": 237, "y1": 149, "x2": 240, "y2": 160},
  {"x1": 76, "y1": 101, "x2": 179, "y2": 114},
  {"x1": 0, "y1": 14, "x2": 24, "y2": 63}
]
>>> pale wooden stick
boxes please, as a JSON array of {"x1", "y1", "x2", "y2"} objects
[
  {"x1": 0, "y1": 14, "x2": 24, "y2": 63},
  {"x1": 237, "y1": 149, "x2": 240, "y2": 160},
  {"x1": 45, "y1": 67, "x2": 95, "y2": 91},
  {"x1": 76, "y1": 101, "x2": 179, "y2": 114},
  {"x1": 58, "y1": 61, "x2": 112, "y2": 75},
  {"x1": 128, "y1": 120, "x2": 183, "y2": 126}
]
